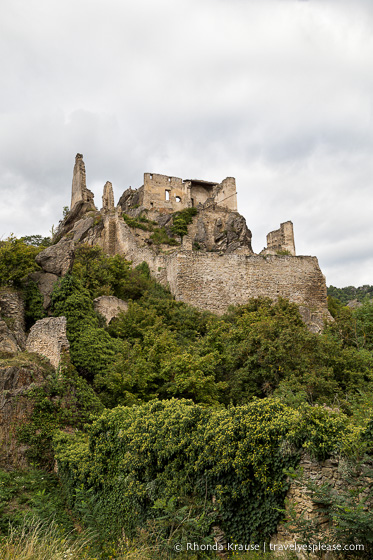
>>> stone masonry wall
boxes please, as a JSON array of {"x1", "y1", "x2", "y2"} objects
[
  {"x1": 165, "y1": 252, "x2": 328, "y2": 316},
  {"x1": 26, "y1": 317, "x2": 70, "y2": 369},
  {"x1": 85, "y1": 211, "x2": 329, "y2": 324},
  {"x1": 0, "y1": 289, "x2": 26, "y2": 351},
  {"x1": 272, "y1": 453, "x2": 373, "y2": 559}
]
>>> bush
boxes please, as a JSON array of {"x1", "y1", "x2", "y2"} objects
[
  {"x1": 54, "y1": 399, "x2": 350, "y2": 545},
  {"x1": 0, "y1": 235, "x2": 41, "y2": 287}
]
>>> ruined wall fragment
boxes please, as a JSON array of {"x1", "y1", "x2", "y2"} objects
[
  {"x1": 26, "y1": 317, "x2": 70, "y2": 369},
  {"x1": 70, "y1": 153, "x2": 95, "y2": 209},
  {"x1": 102, "y1": 181, "x2": 115, "y2": 211}
]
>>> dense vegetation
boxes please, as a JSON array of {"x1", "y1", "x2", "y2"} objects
[
  {"x1": 0, "y1": 237, "x2": 372, "y2": 558},
  {"x1": 328, "y1": 284, "x2": 373, "y2": 304}
]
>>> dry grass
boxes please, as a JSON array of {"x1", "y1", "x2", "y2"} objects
[{"x1": 0, "y1": 518, "x2": 92, "y2": 560}]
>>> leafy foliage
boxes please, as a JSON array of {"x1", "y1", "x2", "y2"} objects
[
  {"x1": 17, "y1": 360, "x2": 104, "y2": 468},
  {"x1": 328, "y1": 285, "x2": 373, "y2": 304},
  {"x1": 171, "y1": 207, "x2": 198, "y2": 238},
  {"x1": 54, "y1": 398, "x2": 351, "y2": 545},
  {"x1": 24, "y1": 280, "x2": 46, "y2": 329},
  {"x1": 0, "y1": 235, "x2": 41, "y2": 287}
]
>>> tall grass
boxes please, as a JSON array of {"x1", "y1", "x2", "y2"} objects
[{"x1": 0, "y1": 518, "x2": 91, "y2": 560}]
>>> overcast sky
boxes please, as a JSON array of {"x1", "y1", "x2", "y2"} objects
[{"x1": 1, "y1": 0, "x2": 372, "y2": 287}]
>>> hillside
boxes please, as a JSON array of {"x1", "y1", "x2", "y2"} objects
[{"x1": 0, "y1": 231, "x2": 372, "y2": 558}]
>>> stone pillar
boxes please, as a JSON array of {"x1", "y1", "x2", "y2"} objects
[
  {"x1": 102, "y1": 181, "x2": 115, "y2": 211},
  {"x1": 70, "y1": 153, "x2": 94, "y2": 209}
]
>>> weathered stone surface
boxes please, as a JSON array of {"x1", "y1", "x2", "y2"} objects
[
  {"x1": 272, "y1": 452, "x2": 373, "y2": 558},
  {"x1": 29, "y1": 271, "x2": 59, "y2": 309},
  {"x1": 121, "y1": 173, "x2": 237, "y2": 214},
  {"x1": 299, "y1": 306, "x2": 332, "y2": 334},
  {"x1": 0, "y1": 290, "x2": 26, "y2": 349},
  {"x1": 70, "y1": 153, "x2": 94, "y2": 209},
  {"x1": 102, "y1": 181, "x2": 115, "y2": 211},
  {"x1": 93, "y1": 296, "x2": 128, "y2": 324},
  {"x1": 166, "y1": 252, "x2": 328, "y2": 317},
  {"x1": 35, "y1": 238, "x2": 75, "y2": 276},
  {"x1": 0, "y1": 321, "x2": 20, "y2": 353},
  {"x1": 0, "y1": 363, "x2": 46, "y2": 468},
  {"x1": 71, "y1": 215, "x2": 94, "y2": 242},
  {"x1": 26, "y1": 317, "x2": 69, "y2": 369},
  {"x1": 265, "y1": 221, "x2": 296, "y2": 256}
]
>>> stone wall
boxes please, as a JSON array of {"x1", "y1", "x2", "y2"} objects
[
  {"x1": 266, "y1": 221, "x2": 296, "y2": 256},
  {"x1": 26, "y1": 317, "x2": 69, "y2": 369},
  {"x1": 272, "y1": 453, "x2": 373, "y2": 559},
  {"x1": 85, "y1": 211, "x2": 329, "y2": 326},
  {"x1": 165, "y1": 252, "x2": 328, "y2": 317},
  {"x1": 0, "y1": 289, "x2": 26, "y2": 351},
  {"x1": 93, "y1": 295, "x2": 128, "y2": 324}
]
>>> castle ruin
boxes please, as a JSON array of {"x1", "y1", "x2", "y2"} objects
[{"x1": 39, "y1": 154, "x2": 329, "y2": 331}]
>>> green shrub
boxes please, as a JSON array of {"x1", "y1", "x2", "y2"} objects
[
  {"x1": 54, "y1": 399, "x2": 350, "y2": 545},
  {"x1": 171, "y1": 207, "x2": 198, "y2": 238},
  {"x1": 24, "y1": 280, "x2": 46, "y2": 329},
  {"x1": 0, "y1": 236, "x2": 41, "y2": 287}
]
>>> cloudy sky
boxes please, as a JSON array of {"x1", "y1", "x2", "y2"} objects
[{"x1": 1, "y1": 0, "x2": 372, "y2": 287}]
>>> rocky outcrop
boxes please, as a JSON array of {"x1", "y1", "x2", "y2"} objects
[
  {"x1": 93, "y1": 296, "x2": 128, "y2": 324},
  {"x1": 29, "y1": 271, "x2": 59, "y2": 309},
  {"x1": 0, "y1": 290, "x2": 26, "y2": 351},
  {"x1": 26, "y1": 317, "x2": 69, "y2": 369},
  {"x1": 0, "y1": 321, "x2": 20, "y2": 353},
  {"x1": 35, "y1": 238, "x2": 75, "y2": 276},
  {"x1": 181, "y1": 209, "x2": 253, "y2": 254},
  {"x1": 0, "y1": 362, "x2": 46, "y2": 468}
]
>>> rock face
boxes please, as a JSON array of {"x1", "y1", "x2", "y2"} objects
[
  {"x1": 26, "y1": 317, "x2": 70, "y2": 369},
  {"x1": 35, "y1": 238, "x2": 75, "y2": 276},
  {"x1": 0, "y1": 363, "x2": 46, "y2": 468},
  {"x1": 93, "y1": 296, "x2": 128, "y2": 324},
  {"x1": 0, "y1": 290, "x2": 26, "y2": 351},
  {"x1": 184, "y1": 209, "x2": 253, "y2": 254}
]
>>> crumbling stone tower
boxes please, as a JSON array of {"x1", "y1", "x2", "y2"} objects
[{"x1": 70, "y1": 153, "x2": 94, "y2": 209}]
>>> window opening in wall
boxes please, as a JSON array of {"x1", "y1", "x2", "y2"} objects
[
  {"x1": 191, "y1": 198, "x2": 194, "y2": 207},
  {"x1": 150, "y1": 202, "x2": 153, "y2": 208},
  {"x1": 149, "y1": 174, "x2": 153, "y2": 180},
  {"x1": 175, "y1": 196, "x2": 181, "y2": 202},
  {"x1": 165, "y1": 190, "x2": 170, "y2": 201},
  {"x1": 168, "y1": 177, "x2": 171, "y2": 182}
]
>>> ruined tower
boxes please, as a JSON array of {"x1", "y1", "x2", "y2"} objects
[
  {"x1": 102, "y1": 181, "x2": 115, "y2": 211},
  {"x1": 70, "y1": 154, "x2": 94, "y2": 209}
]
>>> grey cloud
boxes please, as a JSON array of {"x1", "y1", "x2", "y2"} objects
[{"x1": 0, "y1": 0, "x2": 372, "y2": 287}]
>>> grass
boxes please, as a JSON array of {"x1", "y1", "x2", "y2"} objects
[
  {"x1": 0, "y1": 350, "x2": 53, "y2": 372},
  {"x1": 0, "y1": 518, "x2": 92, "y2": 560}
]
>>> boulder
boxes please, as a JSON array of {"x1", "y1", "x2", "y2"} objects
[{"x1": 35, "y1": 239, "x2": 75, "y2": 276}]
